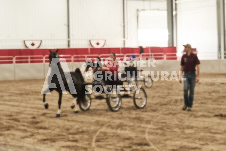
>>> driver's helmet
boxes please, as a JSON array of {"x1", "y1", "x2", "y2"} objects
[{"x1": 130, "y1": 54, "x2": 136, "y2": 60}]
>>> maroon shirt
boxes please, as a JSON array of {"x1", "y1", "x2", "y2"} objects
[{"x1": 181, "y1": 53, "x2": 200, "y2": 72}]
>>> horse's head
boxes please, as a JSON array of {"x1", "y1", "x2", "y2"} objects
[{"x1": 49, "y1": 49, "x2": 59, "y2": 66}]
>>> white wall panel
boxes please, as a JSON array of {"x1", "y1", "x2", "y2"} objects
[
  {"x1": 177, "y1": 0, "x2": 218, "y2": 60},
  {"x1": 0, "y1": 64, "x2": 14, "y2": 80},
  {"x1": 15, "y1": 64, "x2": 44, "y2": 80},
  {"x1": 0, "y1": 0, "x2": 168, "y2": 49},
  {"x1": 126, "y1": 0, "x2": 166, "y2": 47},
  {"x1": 1, "y1": 59, "x2": 226, "y2": 81},
  {"x1": 0, "y1": 0, "x2": 68, "y2": 49},
  {"x1": 69, "y1": 0, "x2": 123, "y2": 48},
  {"x1": 138, "y1": 10, "x2": 168, "y2": 47},
  {"x1": 220, "y1": 60, "x2": 226, "y2": 73}
]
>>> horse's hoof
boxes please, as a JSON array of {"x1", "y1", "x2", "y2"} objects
[
  {"x1": 44, "y1": 103, "x2": 49, "y2": 109},
  {"x1": 74, "y1": 111, "x2": 79, "y2": 114},
  {"x1": 56, "y1": 114, "x2": 60, "y2": 117},
  {"x1": 71, "y1": 105, "x2": 75, "y2": 109}
]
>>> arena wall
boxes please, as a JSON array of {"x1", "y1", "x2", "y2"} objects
[
  {"x1": 15, "y1": 64, "x2": 45, "y2": 80},
  {"x1": 0, "y1": 0, "x2": 68, "y2": 49},
  {"x1": 0, "y1": 64, "x2": 14, "y2": 80},
  {"x1": 126, "y1": 0, "x2": 166, "y2": 47},
  {"x1": 0, "y1": 60, "x2": 226, "y2": 81},
  {"x1": 0, "y1": 0, "x2": 166, "y2": 49},
  {"x1": 220, "y1": 60, "x2": 226, "y2": 73}
]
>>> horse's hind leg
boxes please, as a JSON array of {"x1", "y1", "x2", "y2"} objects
[
  {"x1": 71, "y1": 98, "x2": 79, "y2": 113},
  {"x1": 43, "y1": 94, "x2": 49, "y2": 109},
  {"x1": 56, "y1": 92, "x2": 62, "y2": 117}
]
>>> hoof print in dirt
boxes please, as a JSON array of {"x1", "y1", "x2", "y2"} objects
[
  {"x1": 215, "y1": 114, "x2": 226, "y2": 118},
  {"x1": 44, "y1": 103, "x2": 49, "y2": 109}
]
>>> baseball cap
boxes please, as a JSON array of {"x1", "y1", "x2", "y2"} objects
[{"x1": 183, "y1": 44, "x2": 192, "y2": 48}]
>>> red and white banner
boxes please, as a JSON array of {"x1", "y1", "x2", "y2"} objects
[
  {"x1": 89, "y1": 39, "x2": 106, "y2": 48},
  {"x1": 24, "y1": 40, "x2": 42, "y2": 49}
]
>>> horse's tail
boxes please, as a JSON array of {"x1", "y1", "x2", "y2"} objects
[
  {"x1": 75, "y1": 68, "x2": 84, "y2": 82},
  {"x1": 74, "y1": 68, "x2": 86, "y2": 104}
]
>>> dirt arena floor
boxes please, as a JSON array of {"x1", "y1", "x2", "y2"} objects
[{"x1": 0, "y1": 74, "x2": 226, "y2": 151}]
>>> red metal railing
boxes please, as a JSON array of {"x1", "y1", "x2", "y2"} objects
[{"x1": 0, "y1": 53, "x2": 180, "y2": 65}]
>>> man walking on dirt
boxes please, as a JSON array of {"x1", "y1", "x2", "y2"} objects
[{"x1": 180, "y1": 44, "x2": 200, "y2": 111}]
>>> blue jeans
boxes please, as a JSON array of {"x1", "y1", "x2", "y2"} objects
[{"x1": 184, "y1": 72, "x2": 196, "y2": 108}]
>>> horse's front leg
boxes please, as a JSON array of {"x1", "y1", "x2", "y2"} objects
[
  {"x1": 43, "y1": 94, "x2": 49, "y2": 109},
  {"x1": 71, "y1": 98, "x2": 79, "y2": 113},
  {"x1": 43, "y1": 88, "x2": 52, "y2": 109},
  {"x1": 56, "y1": 92, "x2": 62, "y2": 117}
]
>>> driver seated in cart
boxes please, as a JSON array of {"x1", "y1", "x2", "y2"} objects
[
  {"x1": 101, "y1": 52, "x2": 120, "y2": 85},
  {"x1": 121, "y1": 54, "x2": 138, "y2": 80}
]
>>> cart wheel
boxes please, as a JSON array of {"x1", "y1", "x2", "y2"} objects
[
  {"x1": 144, "y1": 76, "x2": 153, "y2": 88},
  {"x1": 106, "y1": 92, "x2": 122, "y2": 112},
  {"x1": 133, "y1": 87, "x2": 147, "y2": 109},
  {"x1": 79, "y1": 94, "x2": 92, "y2": 111}
]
